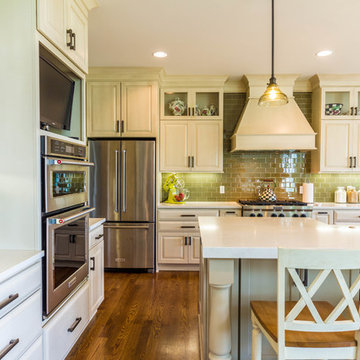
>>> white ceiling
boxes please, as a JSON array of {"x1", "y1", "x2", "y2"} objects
[{"x1": 88, "y1": 0, "x2": 360, "y2": 79}]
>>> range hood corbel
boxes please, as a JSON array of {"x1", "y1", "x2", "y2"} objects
[{"x1": 231, "y1": 75, "x2": 316, "y2": 151}]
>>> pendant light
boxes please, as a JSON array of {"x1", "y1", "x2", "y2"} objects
[{"x1": 258, "y1": 0, "x2": 288, "y2": 107}]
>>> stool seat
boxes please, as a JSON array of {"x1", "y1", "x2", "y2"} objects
[{"x1": 251, "y1": 301, "x2": 356, "y2": 348}]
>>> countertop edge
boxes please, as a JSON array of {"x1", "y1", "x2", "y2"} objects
[
  {"x1": 157, "y1": 201, "x2": 241, "y2": 209},
  {"x1": 89, "y1": 218, "x2": 106, "y2": 231},
  {"x1": 0, "y1": 250, "x2": 44, "y2": 284}
]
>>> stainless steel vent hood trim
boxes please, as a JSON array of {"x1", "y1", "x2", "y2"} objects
[{"x1": 231, "y1": 75, "x2": 316, "y2": 151}]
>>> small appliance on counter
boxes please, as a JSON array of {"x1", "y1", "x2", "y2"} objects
[{"x1": 163, "y1": 173, "x2": 190, "y2": 204}]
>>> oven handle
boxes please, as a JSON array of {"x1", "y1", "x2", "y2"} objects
[
  {"x1": 48, "y1": 207, "x2": 95, "y2": 225},
  {"x1": 47, "y1": 158, "x2": 94, "y2": 167},
  {"x1": 104, "y1": 224, "x2": 149, "y2": 230}
]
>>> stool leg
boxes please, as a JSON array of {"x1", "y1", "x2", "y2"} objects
[{"x1": 251, "y1": 314, "x2": 262, "y2": 360}]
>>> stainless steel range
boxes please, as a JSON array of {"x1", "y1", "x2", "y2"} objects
[{"x1": 239, "y1": 200, "x2": 313, "y2": 218}]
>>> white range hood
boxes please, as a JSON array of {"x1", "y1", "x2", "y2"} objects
[{"x1": 231, "y1": 75, "x2": 316, "y2": 151}]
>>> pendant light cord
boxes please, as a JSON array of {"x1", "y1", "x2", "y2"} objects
[{"x1": 270, "y1": 0, "x2": 276, "y2": 84}]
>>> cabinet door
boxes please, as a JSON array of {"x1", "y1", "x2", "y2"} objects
[
  {"x1": 160, "y1": 121, "x2": 190, "y2": 171},
  {"x1": 320, "y1": 120, "x2": 353, "y2": 172},
  {"x1": 312, "y1": 211, "x2": 333, "y2": 224},
  {"x1": 66, "y1": 0, "x2": 88, "y2": 72},
  {"x1": 89, "y1": 241, "x2": 104, "y2": 318},
  {"x1": 322, "y1": 87, "x2": 353, "y2": 119},
  {"x1": 37, "y1": 0, "x2": 66, "y2": 52},
  {"x1": 191, "y1": 121, "x2": 223, "y2": 172},
  {"x1": 158, "y1": 234, "x2": 188, "y2": 264},
  {"x1": 188, "y1": 236, "x2": 200, "y2": 264},
  {"x1": 87, "y1": 82, "x2": 121, "y2": 137},
  {"x1": 121, "y1": 82, "x2": 157, "y2": 137},
  {"x1": 353, "y1": 121, "x2": 360, "y2": 170}
]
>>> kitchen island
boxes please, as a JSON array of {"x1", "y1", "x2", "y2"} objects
[{"x1": 198, "y1": 217, "x2": 360, "y2": 360}]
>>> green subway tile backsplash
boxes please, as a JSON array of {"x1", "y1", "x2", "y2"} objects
[{"x1": 161, "y1": 93, "x2": 360, "y2": 203}]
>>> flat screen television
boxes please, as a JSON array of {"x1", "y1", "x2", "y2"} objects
[{"x1": 39, "y1": 56, "x2": 75, "y2": 130}]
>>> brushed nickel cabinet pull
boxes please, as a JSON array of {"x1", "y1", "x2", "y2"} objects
[
  {"x1": 189, "y1": 236, "x2": 192, "y2": 246},
  {"x1": 355, "y1": 156, "x2": 357, "y2": 168},
  {"x1": 95, "y1": 234, "x2": 103, "y2": 240},
  {"x1": 68, "y1": 317, "x2": 82, "y2": 332},
  {"x1": 90, "y1": 257, "x2": 95, "y2": 271},
  {"x1": 351, "y1": 107, "x2": 354, "y2": 116},
  {"x1": 66, "y1": 29, "x2": 73, "y2": 47},
  {"x1": 116, "y1": 120, "x2": 120, "y2": 133},
  {"x1": 121, "y1": 120, "x2": 125, "y2": 133},
  {"x1": 188, "y1": 107, "x2": 191, "y2": 116},
  {"x1": 0, "y1": 339, "x2": 19, "y2": 359},
  {"x1": 180, "y1": 214, "x2": 196, "y2": 217},
  {"x1": 191, "y1": 156, "x2": 195, "y2": 168},
  {"x1": 184, "y1": 236, "x2": 188, "y2": 246},
  {"x1": 0, "y1": 293, "x2": 19, "y2": 311},
  {"x1": 71, "y1": 32, "x2": 76, "y2": 50},
  {"x1": 188, "y1": 156, "x2": 191, "y2": 167},
  {"x1": 226, "y1": 211, "x2": 236, "y2": 214},
  {"x1": 317, "y1": 212, "x2": 328, "y2": 215},
  {"x1": 192, "y1": 107, "x2": 194, "y2": 116},
  {"x1": 181, "y1": 225, "x2": 196, "y2": 229},
  {"x1": 350, "y1": 156, "x2": 353, "y2": 168}
]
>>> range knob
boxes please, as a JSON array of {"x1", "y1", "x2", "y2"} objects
[
  {"x1": 300, "y1": 213, "x2": 307, "y2": 218},
  {"x1": 271, "y1": 213, "x2": 278, "y2": 217},
  {"x1": 292, "y1": 213, "x2": 299, "y2": 218},
  {"x1": 278, "y1": 213, "x2": 285, "y2": 217},
  {"x1": 257, "y1": 213, "x2": 264, "y2": 217},
  {"x1": 249, "y1": 213, "x2": 256, "y2": 217}
]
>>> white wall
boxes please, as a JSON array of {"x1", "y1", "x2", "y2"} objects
[{"x1": 0, "y1": 0, "x2": 40, "y2": 249}]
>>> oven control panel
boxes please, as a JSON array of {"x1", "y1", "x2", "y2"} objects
[{"x1": 41, "y1": 135, "x2": 87, "y2": 160}]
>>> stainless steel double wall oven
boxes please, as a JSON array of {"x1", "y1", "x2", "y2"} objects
[{"x1": 41, "y1": 135, "x2": 94, "y2": 316}]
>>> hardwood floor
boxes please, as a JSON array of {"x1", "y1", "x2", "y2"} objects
[{"x1": 66, "y1": 271, "x2": 200, "y2": 360}]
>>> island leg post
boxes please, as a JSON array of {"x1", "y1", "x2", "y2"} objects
[{"x1": 208, "y1": 259, "x2": 234, "y2": 360}]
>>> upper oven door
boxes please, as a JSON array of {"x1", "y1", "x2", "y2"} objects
[{"x1": 43, "y1": 157, "x2": 94, "y2": 214}]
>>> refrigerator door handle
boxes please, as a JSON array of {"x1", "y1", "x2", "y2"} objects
[
  {"x1": 104, "y1": 224, "x2": 149, "y2": 230},
  {"x1": 115, "y1": 150, "x2": 119, "y2": 213},
  {"x1": 122, "y1": 149, "x2": 127, "y2": 213}
]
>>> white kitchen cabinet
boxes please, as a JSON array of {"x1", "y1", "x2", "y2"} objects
[
  {"x1": 161, "y1": 88, "x2": 223, "y2": 120},
  {"x1": 160, "y1": 120, "x2": 223, "y2": 172},
  {"x1": 87, "y1": 82, "x2": 121, "y2": 137},
  {"x1": 87, "y1": 81, "x2": 158, "y2": 138},
  {"x1": 188, "y1": 236, "x2": 201, "y2": 264},
  {"x1": 65, "y1": 0, "x2": 88, "y2": 72},
  {"x1": 158, "y1": 234, "x2": 188, "y2": 264},
  {"x1": 312, "y1": 210, "x2": 333, "y2": 224},
  {"x1": 37, "y1": 0, "x2": 95, "y2": 73},
  {"x1": 89, "y1": 240, "x2": 104, "y2": 319}
]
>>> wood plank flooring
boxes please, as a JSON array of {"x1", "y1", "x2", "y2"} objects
[{"x1": 66, "y1": 271, "x2": 200, "y2": 360}]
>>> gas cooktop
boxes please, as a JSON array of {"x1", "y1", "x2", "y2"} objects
[{"x1": 239, "y1": 200, "x2": 308, "y2": 206}]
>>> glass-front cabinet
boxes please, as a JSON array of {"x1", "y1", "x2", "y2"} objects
[
  {"x1": 322, "y1": 87, "x2": 360, "y2": 119},
  {"x1": 161, "y1": 88, "x2": 223, "y2": 119}
]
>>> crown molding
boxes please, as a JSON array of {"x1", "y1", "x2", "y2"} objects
[
  {"x1": 87, "y1": 67, "x2": 163, "y2": 81},
  {"x1": 81, "y1": 0, "x2": 99, "y2": 11},
  {"x1": 310, "y1": 74, "x2": 360, "y2": 90},
  {"x1": 160, "y1": 73, "x2": 228, "y2": 88}
]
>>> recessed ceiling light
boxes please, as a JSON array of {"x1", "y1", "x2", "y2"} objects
[
  {"x1": 316, "y1": 50, "x2": 333, "y2": 57},
  {"x1": 153, "y1": 51, "x2": 167, "y2": 58}
]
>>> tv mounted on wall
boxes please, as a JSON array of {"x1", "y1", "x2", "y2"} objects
[{"x1": 39, "y1": 56, "x2": 75, "y2": 131}]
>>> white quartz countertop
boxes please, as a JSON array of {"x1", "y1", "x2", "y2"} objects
[
  {"x1": 0, "y1": 250, "x2": 44, "y2": 284},
  {"x1": 199, "y1": 217, "x2": 360, "y2": 259},
  {"x1": 158, "y1": 201, "x2": 241, "y2": 209},
  {"x1": 89, "y1": 218, "x2": 106, "y2": 231},
  {"x1": 313, "y1": 202, "x2": 360, "y2": 210}
]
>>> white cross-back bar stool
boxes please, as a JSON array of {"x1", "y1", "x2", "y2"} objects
[{"x1": 250, "y1": 248, "x2": 360, "y2": 360}]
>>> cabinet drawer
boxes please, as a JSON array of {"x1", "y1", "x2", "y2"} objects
[
  {"x1": 334, "y1": 210, "x2": 360, "y2": 223},
  {"x1": 219, "y1": 209, "x2": 242, "y2": 217},
  {"x1": 158, "y1": 221, "x2": 199, "y2": 233},
  {"x1": 20, "y1": 336, "x2": 42, "y2": 360},
  {"x1": 90, "y1": 225, "x2": 104, "y2": 249},
  {"x1": 0, "y1": 290, "x2": 41, "y2": 360},
  {"x1": 43, "y1": 282, "x2": 89, "y2": 360},
  {"x1": 0, "y1": 262, "x2": 41, "y2": 319},
  {"x1": 158, "y1": 209, "x2": 218, "y2": 221}
]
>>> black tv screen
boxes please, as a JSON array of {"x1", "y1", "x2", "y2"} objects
[{"x1": 40, "y1": 56, "x2": 75, "y2": 130}]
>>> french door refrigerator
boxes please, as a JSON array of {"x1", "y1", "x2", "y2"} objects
[{"x1": 89, "y1": 139, "x2": 155, "y2": 270}]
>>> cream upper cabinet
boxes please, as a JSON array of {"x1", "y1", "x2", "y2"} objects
[
  {"x1": 161, "y1": 88, "x2": 223, "y2": 120},
  {"x1": 320, "y1": 120, "x2": 353, "y2": 172},
  {"x1": 121, "y1": 82, "x2": 158, "y2": 137},
  {"x1": 37, "y1": 0, "x2": 94, "y2": 73},
  {"x1": 37, "y1": 0, "x2": 66, "y2": 51},
  {"x1": 66, "y1": 0, "x2": 88, "y2": 72},
  {"x1": 191, "y1": 121, "x2": 223, "y2": 172},
  {"x1": 160, "y1": 120, "x2": 223, "y2": 172},
  {"x1": 87, "y1": 82, "x2": 121, "y2": 137},
  {"x1": 160, "y1": 121, "x2": 190, "y2": 171},
  {"x1": 87, "y1": 81, "x2": 158, "y2": 138}
]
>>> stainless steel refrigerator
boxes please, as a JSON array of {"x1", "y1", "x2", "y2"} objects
[{"x1": 89, "y1": 139, "x2": 155, "y2": 270}]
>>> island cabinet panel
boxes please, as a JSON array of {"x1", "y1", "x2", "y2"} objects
[{"x1": 87, "y1": 81, "x2": 158, "y2": 138}]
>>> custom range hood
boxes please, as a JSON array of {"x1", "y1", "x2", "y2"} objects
[{"x1": 231, "y1": 75, "x2": 316, "y2": 151}]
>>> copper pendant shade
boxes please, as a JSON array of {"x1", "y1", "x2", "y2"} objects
[{"x1": 258, "y1": 0, "x2": 288, "y2": 107}]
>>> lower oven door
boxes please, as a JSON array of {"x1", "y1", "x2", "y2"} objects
[
  {"x1": 43, "y1": 157, "x2": 94, "y2": 213},
  {"x1": 44, "y1": 207, "x2": 94, "y2": 316}
]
